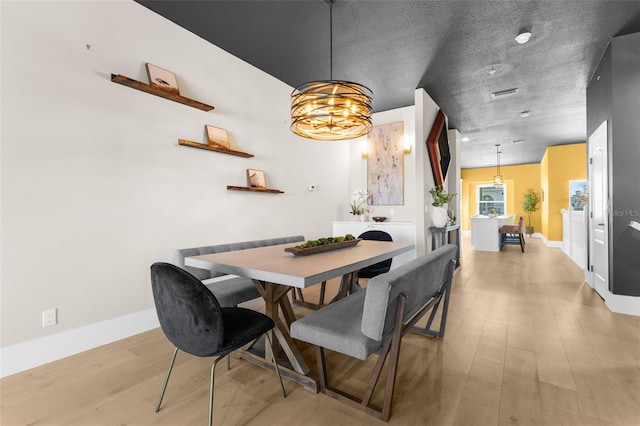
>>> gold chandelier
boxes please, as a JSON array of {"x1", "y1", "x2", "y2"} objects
[
  {"x1": 493, "y1": 144, "x2": 503, "y2": 187},
  {"x1": 290, "y1": 0, "x2": 373, "y2": 141}
]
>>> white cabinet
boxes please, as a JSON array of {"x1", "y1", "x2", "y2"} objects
[{"x1": 332, "y1": 221, "x2": 416, "y2": 268}]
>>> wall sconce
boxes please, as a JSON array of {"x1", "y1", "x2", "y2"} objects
[
  {"x1": 361, "y1": 140, "x2": 368, "y2": 158},
  {"x1": 403, "y1": 137, "x2": 412, "y2": 154}
]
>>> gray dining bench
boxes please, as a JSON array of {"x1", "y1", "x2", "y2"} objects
[{"x1": 290, "y1": 244, "x2": 457, "y2": 421}]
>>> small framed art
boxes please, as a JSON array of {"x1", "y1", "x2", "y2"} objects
[
  {"x1": 205, "y1": 125, "x2": 230, "y2": 150},
  {"x1": 247, "y1": 169, "x2": 266, "y2": 188},
  {"x1": 145, "y1": 63, "x2": 179, "y2": 94}
]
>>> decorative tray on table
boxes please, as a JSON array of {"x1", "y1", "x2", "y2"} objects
[{"x1": 284, "y1": 236, "x2": 361, "y2": 256}]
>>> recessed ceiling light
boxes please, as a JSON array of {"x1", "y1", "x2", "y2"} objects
[
  {"x1": 512, "y1": 139, "x2": 526, "y2": 144},
  {"x1": 515, "y1": 31, "x2": 532, "y2": 44},
  {"x1": 462, "y1": 136, "x2": 470, "y2": 142},
  {"x1": 520, "y1": 111, "x2": 531, "y2": 118}
]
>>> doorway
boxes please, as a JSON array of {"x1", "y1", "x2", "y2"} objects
[{"x1": 588, "y1": 120, "x2": 609, "y2": 298}]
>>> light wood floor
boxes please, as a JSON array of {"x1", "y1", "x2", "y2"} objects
[{"x1": 2, "y1": 237, "x2": 639, "y2": 425}]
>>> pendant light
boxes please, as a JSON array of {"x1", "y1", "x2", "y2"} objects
[
  {"x1": 290, "y1": 0, "x2": 373, "y2": 141},
  {"x1": 493, "y1": 144, "x2": 503, "y2": 187}
]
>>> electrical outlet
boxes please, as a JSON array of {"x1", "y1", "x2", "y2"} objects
[{"x1": 42, "y1": 309, "x2": 57, "y2": 327}]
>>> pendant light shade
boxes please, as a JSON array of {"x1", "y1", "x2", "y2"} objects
[
  {"x1": 493, "y1": 144, "x2": 503, "y2": 187},
  {"x1": 290, "y1": 0, "x2": 373, "y2": 141},
  {"x1": 290, "y1": 80, "x2": 373, "y2": 140}
]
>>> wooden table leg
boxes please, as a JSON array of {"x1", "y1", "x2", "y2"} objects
[
  {"x1": 329, "y1": 272, "x2": 359, "y2": 303},
  {"x1": 241, "y1": 280, "x2": 319, "y2": 393}
]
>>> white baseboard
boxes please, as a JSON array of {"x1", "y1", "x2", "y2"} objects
[
  {"x1": 0, "y1": 309, "x2": 159, "y2": 378},
  {"x1": 539, "y1": 234, "x2": 562, "y2": 248},
  {"x1": 604, "y1": 292, "x2": 640, "y2": 316}
]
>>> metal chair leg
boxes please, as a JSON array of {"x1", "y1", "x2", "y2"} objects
[
  {"x1": 208, "y1": 355, "x2": 226, "y2": 426},
  {"x1": 155, "y1": 347, "x2": 179, "y2": 412},
  {"x1": 265, "y1": 333, "x2": 287, "y2": 398}
]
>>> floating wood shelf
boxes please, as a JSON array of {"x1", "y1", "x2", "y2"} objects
[
  {"x1": 178, "y1": 139, "x2": 254, "y2": 158},
  {"x1": 111, "y1": 74, "x2": 214, "y2": 111},
  {"x1": 227, "y1": 186, "x2": 284, "y2": 194}
]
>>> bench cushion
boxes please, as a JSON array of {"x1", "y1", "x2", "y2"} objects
[
  {"x1": 290, "y1": 290, "x2": 380, "y2": 360},
  {"x1": 203, "y1": 277, "x2": 260, "y2": 307},
  {"x1": 362, "y1": 244, "x2": 456, "y2": 341}
]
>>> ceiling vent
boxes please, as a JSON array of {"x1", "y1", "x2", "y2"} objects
[{"x1": 491, "y1": 88, "x2": 519, "y2": 99}]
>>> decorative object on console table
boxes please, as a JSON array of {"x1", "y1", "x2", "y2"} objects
[
  {"x1": 426, "y1": 109, "x2": 451, "y2": 187},
  {"x1": 522, "y1": 188, "x2": 540, "y2": 235},
  {"x1": 349, "y1": 188, "x2": 369, "y2": 221},
  {"x1": 145, "y1": 63, "x2": 180, "y2": 94},
  {"x1": 367, "y1": 122, "x2": 405, "y2": 205},
  {"x1": 429, "y1": 186, "x2": 456, "y2": 228}
]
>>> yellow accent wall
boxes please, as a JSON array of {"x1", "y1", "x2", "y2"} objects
[
  {"x1": 541, "y1": 150, "x2": 549, "y2": 237},
  {"x1": 460, "y1": 143, "x2": 587, "y2": 242},
  {"x1": 545, "y1": 144, "x2": 587, "y2": 241},
  {"x1": 460, "y1": 164, "x2": 541, "y2": 231}
]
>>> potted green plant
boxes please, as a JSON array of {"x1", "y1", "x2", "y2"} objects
[
  {"x1": 429, "y1": 186, "x2": 456, "y2": 227},
  {"x1": 522, "y1": 189, "x2": 540, "y2": 235},
  {"x1": 349, "y1": 189, "x2": 369, "y2": 221}
]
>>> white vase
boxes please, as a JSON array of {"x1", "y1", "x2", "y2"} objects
[
  {"x1": 431, "y1": 206, "x2": 448, "y2": 227},
  {"x1": 360, "y1": 214, "x2": 366, "y2": 222}
]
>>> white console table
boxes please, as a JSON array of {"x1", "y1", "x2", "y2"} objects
[
  {"x1": 470, "y1": 215, "x2": 513, "y2": 252},
  {"x1": 332, "y1": 221, "x2": 416, "y2": 268}
]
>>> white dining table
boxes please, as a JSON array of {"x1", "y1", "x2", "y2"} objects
[{"x1": 185, "y1": 239, "x2": 414, "y2": 392}]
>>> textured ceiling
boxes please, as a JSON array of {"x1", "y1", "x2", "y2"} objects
[{"x1": 137, "y1": 0, "x2": 640, "y2": 169}]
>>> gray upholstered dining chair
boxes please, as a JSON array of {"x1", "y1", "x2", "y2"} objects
[{"x1": 150, "y1": 262, "x2": 286, "y2": 426}]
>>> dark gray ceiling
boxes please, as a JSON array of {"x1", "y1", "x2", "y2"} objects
[{"x1": 136, "y1": 0, "x2": 640, "y2": 169}]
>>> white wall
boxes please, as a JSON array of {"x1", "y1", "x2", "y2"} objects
[{"x1": 0, "y1": 1, "x2": 351, "y2": 376}]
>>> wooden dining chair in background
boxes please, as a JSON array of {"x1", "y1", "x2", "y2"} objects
[{"x1": 499, "y1": 215, "x2": 525, "y2": 252}]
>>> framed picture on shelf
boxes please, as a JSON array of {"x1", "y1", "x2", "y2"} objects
[
  {"x1": 145, "y1": 63, "x2": 180, "y2": 94},
  {"x1": 205, "y1": 125, "x2": 230, "y2": 150},
  {"x1": 247, "y1": 169, "x2": 266, "y2": 188}
]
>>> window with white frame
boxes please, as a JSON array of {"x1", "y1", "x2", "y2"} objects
[{"x1": 477, "y1": 185, "x2": 506, "y2": 215}]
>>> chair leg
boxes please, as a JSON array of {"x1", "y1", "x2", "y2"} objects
[
  {"x1": 208, "y1": 355, "x2": 226, "y2": 426},
  {"x1": 265, "y1": 333, "x2": 287, "y2": 398},
  {"x1": 155, "y1": 347, "x2": 179, "y2": 412}
]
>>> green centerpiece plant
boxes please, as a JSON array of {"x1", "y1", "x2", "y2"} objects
[{"x1": 522, "y1": 189, "x2": 540, "y2": 235}]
